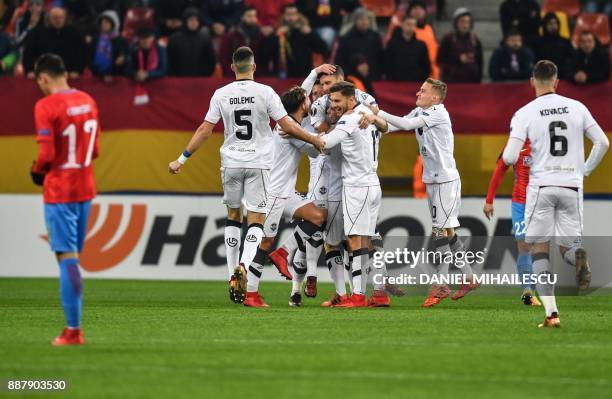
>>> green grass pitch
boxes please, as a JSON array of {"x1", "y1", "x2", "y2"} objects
[{"x1": 1, "y1": 278, "x2": 612, "y2": 399}]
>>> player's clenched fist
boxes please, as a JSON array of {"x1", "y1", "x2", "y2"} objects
[{"x1": 168, "y1": 160, "x2": 182, "y2": 174}]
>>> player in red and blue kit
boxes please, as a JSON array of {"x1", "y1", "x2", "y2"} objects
[
  {"x1": 483, "y1": 140, "x2": 541, "y2": 306},
  {"x1": 30, "y1": 54, "x2": 101, "y2": 345}
]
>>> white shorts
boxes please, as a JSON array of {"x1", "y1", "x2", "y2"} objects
[
  {"x1": 307, "y1": 155, "x2": 329, "y2": 209},
  {"x1": 221, "y1": 167, "x2": 269, "y2": 213},
  {"x1": 325, "y1": 200, "x2": 344, "y2": 246},
  {"x1": 263, "y1": 192, "x2": 313, "y2": 237},
  {"x1": 342, "y1": 185, "x2": 381, "y2": 237},
  {"x1": 426, "y1": 179, "x2": 461, "y2": 229},
  {"x1": 524, "y1": 185, "x2": 583, "y2": 248}
]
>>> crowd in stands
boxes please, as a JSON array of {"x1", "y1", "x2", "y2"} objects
[{"x1": 0, "y1": 0, "x2": 609, "y2": 84}]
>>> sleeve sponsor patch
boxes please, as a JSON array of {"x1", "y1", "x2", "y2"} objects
[{"x1": 38, "y1": 129, "x2": 50, "y2": 136}]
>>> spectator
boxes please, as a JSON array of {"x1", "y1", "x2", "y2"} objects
[
  {"x1": 489, "y1": 29, "x2": 535, "y2": 81},
  {"x1": 219, "y1": 6, "x2": 277, "y2": 76},
  {"x1": 335, "y1": 8, "x2": 384, "y2": 80},
  {"x1": 168, "y1": 7, "x2": 215, "y2": 77},
  {"x1": 156, "y1": 0, "x2": 199, "y2": 37},
  {"x1": 499, "y1": 0, "x2": 540, "y2": 49},
  {"x1": 200, "y1": 0, "x2": 244, "y2": 37},
  {"x1": 408, "y1": 0, "x2": 439, "y2": 78},
  {"x1": 384, "y1": 15, "x2": 430, "y2": 81},
  {"x1": 22, "y1": 6, "x2": 86, "y2": 78},
  {"x1": 295, "y1": 0, "x2": 360, "y2": 49},
  {"x1": 346, "y1": 53, "x2": 375, "y2": 96},
  {"x1": 583, "y1": 0, "x2": 612, "y2": 14},
  {"x1": 437, "y1": 7, "x2": 483, "y2": 83},
  {"x1": 0, "y1": 30, "x2": 16, "y2": 75},
  {"x1": 570, "y1": 31, "x2": 610, "y2": 84},
  {"x1": 0, "y1": 0, "x2": 15, "y2": 31},
  {"x1": 245, "y1": 0, "x2": 294, "y2": 31},
  {"x1": 14, "y1": 0, "x2": 44, "y2": 48},
  {"x1": 277, "y1": 4, "x2": 327, "y2": 78},
  {"x1": 88, "y1": 10, "x2": 128, "y2": 81},
  {"x1": 533, "y1": 12, "x2": 573, "y2": 80},
  {"x1": 126, "y1": 26, "x2": 168, "y2": 82}
]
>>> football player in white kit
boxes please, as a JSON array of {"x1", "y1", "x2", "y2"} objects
[
  {"x1": 168, "y1": 47, "x2": 324, "y2": 304},
  {"x1": 320, "y1": 81, "x2": 383, "y2": 308},
  {"x1": 247, "y1": 86, "x2": 326, "y2": 308},
  {"x1": 501, "y1": 60, "x2": 609, "y2": 328},
  {"x1": 360, "y1": 78, "x2": 479, "y2": 307}
]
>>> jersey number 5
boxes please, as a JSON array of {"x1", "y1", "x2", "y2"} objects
[
  {"x1": 61, "y1": 119, "x2": 97, "y2": 169},
  {"x1": 234, "y1": 110, "x2": 253, "y2": 140},
  {"x1": 548, "y1": 120, "x2": 568, "y2": 157}
]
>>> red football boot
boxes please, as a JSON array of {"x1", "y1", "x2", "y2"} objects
[
  {"x1": 369, "y1": 290, "x2": 391, "y2": 307},
  {"x1": 538, "y1": 312, "x2": 561, "y2": 328},
  {"x1": 52, "y1": 327, "x2": 84, "y2": 346},
  {"x1": 268, "y1": 248, "x2": 293, "y2": 280},
  {"x1": 244, "y1": 292, "x2": 270, "y2": 308},
  {"x1": 421, "y1": 285, "x2": 451, "y2": 308},
  {"x1": 304, "y1": 276, "x2": 317, "y2": 297},
  {"x1": 321, "y1": 293, "x2": 344, "y2": 307},
  {"x1": 451, "y1": 276, "x2": 481, "y2": 301},
  {"x1": 335, "y1": 293, "x2": 368, "y2": 308}
]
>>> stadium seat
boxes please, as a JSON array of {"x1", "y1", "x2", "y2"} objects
[
  {"x1": 360, "y1": 0, "x2": 396, "y2": 17},
  {"x1": 539, "y1": 11, "x2": 571, "y2": 39},
  {"x1": 542, "y1": 0, "x2": 580, "y2": 18},
  {"x1": 122, "y1": 7, "x2": 155, "y2": 41},
  {"x1": 571, "y1": 13, "x2": 610, "y2": 47}
]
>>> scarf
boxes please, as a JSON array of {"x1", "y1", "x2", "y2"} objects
[{"x1": 138, "y1": 43, "x2": 159, "y2": 72}]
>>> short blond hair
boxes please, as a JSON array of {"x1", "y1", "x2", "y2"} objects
[{"x1": 425, "y1": 78, "x2": 447, "y2": 102}]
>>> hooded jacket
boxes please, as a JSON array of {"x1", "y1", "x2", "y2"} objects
[
  {"x1": 167, "y1": 10, "x2": 216, "y2": 77},
  {"x1": 533, "y1": 13, "x2": 573, "y2": 80},
  {"x1": 437, "y1": 8, "x2": 483, "y2": 82}
]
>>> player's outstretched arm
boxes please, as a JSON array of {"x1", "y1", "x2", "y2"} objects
[
  {"x1": 168, "y1": 120, "x2": 215, "y2": 174},
  {"x1": 584, "y1": 123, "x2": 609, "y2": 176},
  {"x1": 277, "y1": 116, "x2": 325, "y2": 152},
  {"x1": 358, "y1": 112, "x2": 389, "y2": 132},
  {"x1": 322, "y1": 128, "x2": 349, "y2": 149},
  {"x1": 378, "y1": 110, "x2": 426, "y2": 132},
  {"x1": 483, "y1": 155, "x2": 510, "y2": 220}
]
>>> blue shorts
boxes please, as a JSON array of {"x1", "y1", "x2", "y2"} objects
[
  {"x1": 44, "y1": 201, "x2": 92, "y2": 253},
  {"x1": 511, "y1": 201, "x2": 526, "y2": 240}
]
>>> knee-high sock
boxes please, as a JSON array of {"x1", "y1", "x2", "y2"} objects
[
  {"x1": 306, "y1": 229, "x2": 324, "y2": 278},
  {"x1": 351, "y1": 248, "x2": 368, "y2": 295},
  {"x1": 434, "y1": 237, "x2": 451, "y2": 284},
  {"x1": 291, "y1": 249, "x2": 307, "y2": 294},
  {"x1": 58, "y1": 258, "x2": 82, "y2": 328},
  {"x1": 533, "y1": 253, "x2": 558, "y2": 317},
  {"x1": 224, "y1": 220, "x2": 242, "y2": 278},
  {"x1": 517, "y1": 251, "x2": 533, "y2": 291},
  {"x1": 240, "y1": 223, "x2": 263, "y2": 268},
  {"x1": 344, "y1": 247, "x2": 353, "y2": 293},
  {"x1": 326, "y1": 250, "x2": 346, "y2": 296},
  {"x1": 280, "y1": 221, "x2": 321, "y2": 255},
  {"x1": 247, "y1": 247, "x2": 267, "y2": 293},
  {"x1": 449, "y1": 234, "x2": 474, "y2": 278}
]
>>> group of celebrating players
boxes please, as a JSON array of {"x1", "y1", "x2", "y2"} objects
[{"x1": 30, "y1": 43, "x2": 608, "y2": 345}]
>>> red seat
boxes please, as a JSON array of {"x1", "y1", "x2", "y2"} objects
[
  {"x1": 572, "y1": 13, "x2": 610, "y2": 47},
  {"x1": 121, "y1": 7, "x2": 155, "y2": 41},
  {"x1": 542, "y1": 0, "x2": 580, "y2": 18},
  {"x1": 360, "y1": 0, "x2": 396, "y2": 17}
]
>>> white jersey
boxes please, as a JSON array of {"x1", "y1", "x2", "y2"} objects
[
  {"x1": 509, "y1": 93, "x2": 597, "y2": 188},
  {"x1": 268, "y1": 119, "x2": 318, "y2": 198},
  {"x1": 334, "y1": 104, "x2": 381, "y2": 187},
  {"x1": 402, "y1": 104, "x2": 459, "y2": 184},
  {"x1": 310, "y1": 89, "x2": 377, "y2": 129},
  {"x1": 204, "y1": 79, "x2": 287, "y2": 169}
]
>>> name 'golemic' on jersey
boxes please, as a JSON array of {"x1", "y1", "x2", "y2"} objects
[{"x1": 204, "y1": 79, "x2": 288, "y2": 169}]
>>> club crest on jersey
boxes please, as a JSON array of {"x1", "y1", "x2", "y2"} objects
[
  {"x1": 258, "y1": 201, "x2": 266, "y2": 208},
  {"x1": 226, "y1": 237, "x2": 238, "y2": 247},
  {"x1": 337, "y1": 120, "x2": 346, "y2": 125},
  {"x1": 310, "y1": 108, "x2": 317, "y2": 116},
  {"x1": 246, "y1": 234, "x2": 257, "y2": 242},
  {"x1": 270, "y1": 223, "x2": 277, "y2": 232},
  {"x1": 523, "y1": 156, "x2": 532, "y2": 166},
  {"x1": 319, "y1": 186, "x2": 327, "y2": 195}
]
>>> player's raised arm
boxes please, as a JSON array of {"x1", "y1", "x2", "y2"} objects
[
  {"x1": 301, "y1": 64, "x2": 336, "y2": 95},
  {"x1": 168, "y1": 120, "x2": 215, "y2": 174},
  {"x1": 376, "y1": 109, "x2": 427, "y2": 132}
]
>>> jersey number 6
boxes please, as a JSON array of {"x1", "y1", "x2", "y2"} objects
[
  {"x1": 548, "y1": 120, "x2": 568, "y2": 157},
  {"x1": 234, "y1": 110, "x2": 253, "y2": 140}
]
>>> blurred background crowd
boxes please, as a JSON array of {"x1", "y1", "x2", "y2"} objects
[{"x1": 0, "y1": 0, "x2": 609, "y2": 88}]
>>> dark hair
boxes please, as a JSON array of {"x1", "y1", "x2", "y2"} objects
[
  {"x1": 282, "y1": 3, "x2": 298, "y2": 13},
  {"x1": 232, "y1": 46, "x2": 254, "y2": 65},
  {"x1": 34, "y1": 53, "x2": 67, "y2": 78},
  {"x1": 281, "y1": 86, "x2": 307, "y2": 114},
  {"x1": 242, "y1": 6, "x2": 256, "y2": 16},
  {"x1": 317, "y1": 64, "x2": 344, "y2": 80},
  {"x1": 533, "y1": 60, "x2": 558, "y2": 81},
  {"x1": 504, "y1": 28, "x2": 522, "y2": 39},
  {"x1": 329, "y1": 81, "x2": 355, "y2": 98}
]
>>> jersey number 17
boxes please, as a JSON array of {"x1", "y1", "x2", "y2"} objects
[{"x1": 61, "y1": 119, "x2": 98, "y2": 169}]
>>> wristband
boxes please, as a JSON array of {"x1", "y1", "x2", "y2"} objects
[{"x1": 177, "y1": 149, "x2": 191, "y2": 165}]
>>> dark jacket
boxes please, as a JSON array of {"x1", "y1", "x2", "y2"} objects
[
  {"x1": 489, "y1": 44, "x2": 535, "y2": 81},
  {"x1": 384, "y1": 29, "x2": 430, "y2": 81},
  {"x1": 168, "y1": 27, "x2": 216, "y2": 76},
  {"x1": 200, "y1": 0, "x2": 244, "y2": 28},
  {"x1": 533, "y1": 34, "x2": 573, "y2": 80},
  {"x1": 295, "y1": 0, "x2": 359, "y2": 30},
  {"x1": 282, "y1": 27, "x2": 328, "y2": 77},
  {"x1": 23, "y1": 25, "x2": 86, "y2": 73},
  {"x1": 219, "y1": 23, "x2": 277, "y2": 76},
  {"x1": 336, "y1": 27, "x2": 384, "y2": 80},
  {"x1": 570, "y1": 44, "x2": 610, "y2": 84},
  {"x1": 156, "y1": 0, "x2": 200, "y2": 36},
  {"x1": 126, "y1": 41, "x2": 169, "y2": 80},
  {"x1": 438, "y1": 31, "x2": 483, "y2": 83},
  {"x1": 499, "y1": 0, "x2": 541, "y2": 48}
]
